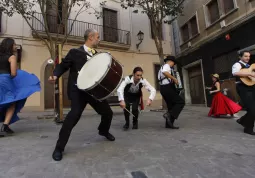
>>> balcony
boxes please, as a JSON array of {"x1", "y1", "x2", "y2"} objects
[{"x1": 31, "y1": 12, "x2": 131, "y2": 50}]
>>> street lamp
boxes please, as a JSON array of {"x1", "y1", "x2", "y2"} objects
[{"x1": 136, "y1": 30, "x2": 144, "y2": 49}]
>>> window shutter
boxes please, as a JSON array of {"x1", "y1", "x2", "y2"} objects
[
  {"x1": 223, "y1": 0, "x2": 235, "y2": 14},
  {"x1": 181, "y1": 24, "x2": 189, "y2": 42},
  {"x1": 207, "y1": 0, "x2": 220, "y2": 24},
  {"x1": 0, "y1": 10, "x2": 2, "y2": 33},
  {"x1": 190, "y1": 17, "x2": 198, "y2": 36},
  {"x1": 103, "y1": 8, "x2": 118, "y2": 42}
]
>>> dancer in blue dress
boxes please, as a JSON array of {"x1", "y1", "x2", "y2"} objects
[{"x1": 0, "y1": 38, "x2": 41, "y2": 136}]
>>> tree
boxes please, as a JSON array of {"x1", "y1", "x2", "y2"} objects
[
  {"x1": 0, "y1": 0, "x2": 106, "y2": 121},
  {"x1": 120, "y1": 0, "x2": 184, "y2": 64},
  {"x1": 0, "y1": 0, "x2": 106, "y2": 60}
]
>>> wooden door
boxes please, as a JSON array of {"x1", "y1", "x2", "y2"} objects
[
  {"x1": 44, "y1": 64, "x2": 71, "y2": 109},
  {"x1": 44, "y1": 64, "x2": 55, "y2": 109},
  {"x1": 103, "y1": 8, "x2": 118, "y2": 43},
  {"x1": 188, "y1": 65, "x2": 205, "y2": 104}
]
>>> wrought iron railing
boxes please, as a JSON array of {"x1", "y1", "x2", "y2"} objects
[{"x1": 32, "y1": 12, "x2": 131, "y2": 45}]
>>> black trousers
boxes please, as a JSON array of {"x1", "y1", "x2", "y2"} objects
[
  {"x1": 160, "y1": 84, "x2": 185, "y2": 119},
  {"x1": 236, "y1": 84, "x2": 255, "y2": 130},
  {"x1": 55, "y1": 87, "x2": 113, "y2": 151},
  {"x1": 124, "y1": 96, "x2": 140, "y2": 124}
]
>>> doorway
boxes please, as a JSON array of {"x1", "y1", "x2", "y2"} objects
[
  {"x1": 182, "y1": 60, "x2": 206, "y2": 105},
  {"x1": 44, "y1": 64, "x2": 71, "y2": 109},
  {"x1": 188, "y1": 65, "x2": 205, "y2": 104}
]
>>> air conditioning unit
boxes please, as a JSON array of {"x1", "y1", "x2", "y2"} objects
[
  {"x1": 220, "y1": 20, "x2": 226, "y2": 28},
  {"x1": 188, "y1": 42, "x2": 192, "y2": 47}
]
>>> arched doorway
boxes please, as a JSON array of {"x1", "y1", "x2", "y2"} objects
[{"x1": 44, "y1": 64, "x2": 71, "y2": 109}]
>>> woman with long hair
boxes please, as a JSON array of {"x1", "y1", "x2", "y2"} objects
[
  {"x1": 0, "y1": 37, "x2": 41, "y2": 136},
  {"x1": 206, "y1": 74, "x2": 242, "y2": 118}
]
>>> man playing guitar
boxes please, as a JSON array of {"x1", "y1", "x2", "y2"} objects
[{"x1": 232, "y1": 51, "x2": 255, "y2": 135}]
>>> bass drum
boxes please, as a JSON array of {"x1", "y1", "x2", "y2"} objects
[{"x1": 77, "y1": 52, "x2": 123, "y2": 101}]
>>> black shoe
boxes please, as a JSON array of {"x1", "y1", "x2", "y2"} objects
[
  {"x1": 0, "y1": 131, "x2": 6, "y2": 137},
  {"x1": 1, "y1": 124, "x2": 14, "y2": 134},
  {"x1": 123, "y1": 123, "x2": 129, "y2": 130},
  {"x1": 132, "y1": 123, "x2": 138, "y2": 129},
  {"x1": 244, "y1": 128, "x2": 255, "y2": 135},
  {"x1": 165, "y1": 121, "x2": 179, "y2": 129},
  {"x1": 163, "y1": 113, "x2": 179, "y2": 129},
  {"x1": 236, "y1": 118, "x2": 245, "y2": 127},
  {"x1": 52, "y1": 149, "x2": 63, "y2": 161},
  {"x1": 99, "y1": 132, "x2": 115, "y2": 141}
]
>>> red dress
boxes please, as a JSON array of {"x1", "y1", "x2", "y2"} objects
[{"x1": 208, "y1": 82, "x2": 242, "y2": 117}]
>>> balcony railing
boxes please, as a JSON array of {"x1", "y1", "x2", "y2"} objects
[{"x1": 32, "y1": 12, "x2": 131, "y2": 46}]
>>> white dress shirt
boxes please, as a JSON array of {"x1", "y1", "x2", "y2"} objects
[
  {"x1": 158, "y1": 64, "x2": 172, "y2": 85},
  {"x1": 232, "y1": 60, "x2": 248, "y2": 74},
  {"x1": 117, "y1": 76, "x2": 156, "y2": 101},
  {"x1": 83, "y1": 45, "x2": 93, "y2": 59}
]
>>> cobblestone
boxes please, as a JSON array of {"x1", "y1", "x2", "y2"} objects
[{"x1": 0, "y1": 106, "x2": 255, "y2": 178}]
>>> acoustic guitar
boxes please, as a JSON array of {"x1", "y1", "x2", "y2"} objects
[{"x1": 240, "y1": 64, "x2": 255, "y2": 86}]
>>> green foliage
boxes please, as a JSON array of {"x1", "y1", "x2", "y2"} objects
[
  {"x1": 120, "y1": 0, "x2": 184, "y2": 24},
  {"x1": 119, "y1": 0, "x2": 185, "y2": 62}
]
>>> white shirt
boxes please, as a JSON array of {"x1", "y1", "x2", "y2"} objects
[
  {"x1": 158, "y1": 64, "x2": 173, "y2": 85},
  {"x1": 117, "y1": 76, "x2": 156, "y2": 101},
  {"x1": 232, "y1": 60, "x2": 248, "y2": 74},
  {"x1": 83, "y1": 45, "x2": 93, "y2": 59}
]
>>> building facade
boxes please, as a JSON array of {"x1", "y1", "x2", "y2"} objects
[
  {"x1": 173, "y1": 0, "x2": 255, "y2": 106},
  {"x1": 0, "y1": 0, "x2": 173, "y2": 111}
]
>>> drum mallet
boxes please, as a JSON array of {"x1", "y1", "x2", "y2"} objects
[{"x1": 124, "y1": 108, "x2": 136, "y2": 118}]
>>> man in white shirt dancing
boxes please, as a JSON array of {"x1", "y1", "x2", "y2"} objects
[
  {"x1": 117, "y1": 67, "x2": 156, "y2": 130},
  {"x1": 232, "y1": 51, "x2": 255, "y2": 135},
  {"x1": 158, "y1": 55, "x2": 185, "y2": 129}
]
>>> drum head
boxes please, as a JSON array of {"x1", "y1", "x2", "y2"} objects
[{"x1": 77, "y1": 53, "x2": 112, "y2": 90}]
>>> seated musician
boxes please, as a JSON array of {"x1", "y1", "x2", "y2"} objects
[
  {"x1": 117, "y1": 67, "x2": 156, "y2": 130},
  {"x1": 232, "y1": 51, "x2": 255, "y2": 135}
]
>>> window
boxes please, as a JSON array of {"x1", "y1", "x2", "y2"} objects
[
  {"x1": 46, "y1": 0, "x2": 64, "y2": 34},
  {"x1": 207, "y1": 0, "x2": 220, "y2": 24},
  {"x1": 103, "y1": 8, "x2": 118, "y2": 42},
  {"x1": 151, "y1": 21, "x2": 164, "y2": 40},
  {"x1": 205, "y1": 0, "x2": 237, "y2": 26},
  {"x1": 222, "y1": 0, "x2": 235, "y2": 14},
  {"x1": 180, "y1": 15, "x2": 199, "y2": 43},
  {"x1": 190, "y1": 17, "x2": 198, "y2": 36},
  {"x1": 0, "y1": 9, "x2": 2, "y2": 33},
  {"x1": 181, "y1": 24, "x2": 189, "y2": 42},
  {"x1": 153, "y1": 64, "x2": 161, "y2": 91}
]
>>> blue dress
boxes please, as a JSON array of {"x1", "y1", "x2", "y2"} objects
[{"x1": 0, "y1": 54, "x2": 41, "y2": 124}]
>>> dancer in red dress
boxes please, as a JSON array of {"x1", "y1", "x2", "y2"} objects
[{"x1": 206, "y1": 74, "x2": 242, "y2": 118}]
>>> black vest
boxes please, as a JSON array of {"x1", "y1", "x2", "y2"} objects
[
  {"x1": 235, "y1": 62, "x2": 247, "y2": 83},
  {"x1": 124, "y1": 75, "x2": 143, "y2": 98}
]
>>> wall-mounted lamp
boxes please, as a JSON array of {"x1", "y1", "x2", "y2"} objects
[{"x1": 136, "y1": 30, "x2": 144, "y2": 49}]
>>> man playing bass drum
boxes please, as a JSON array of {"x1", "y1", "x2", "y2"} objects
[{"x1": 48, "y1": 29, "x2": 115, "y2": 161}]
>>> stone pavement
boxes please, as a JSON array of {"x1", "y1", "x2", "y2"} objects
[{"x1": 1, "y1": 106, "x2": 255, "y2": 178}]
